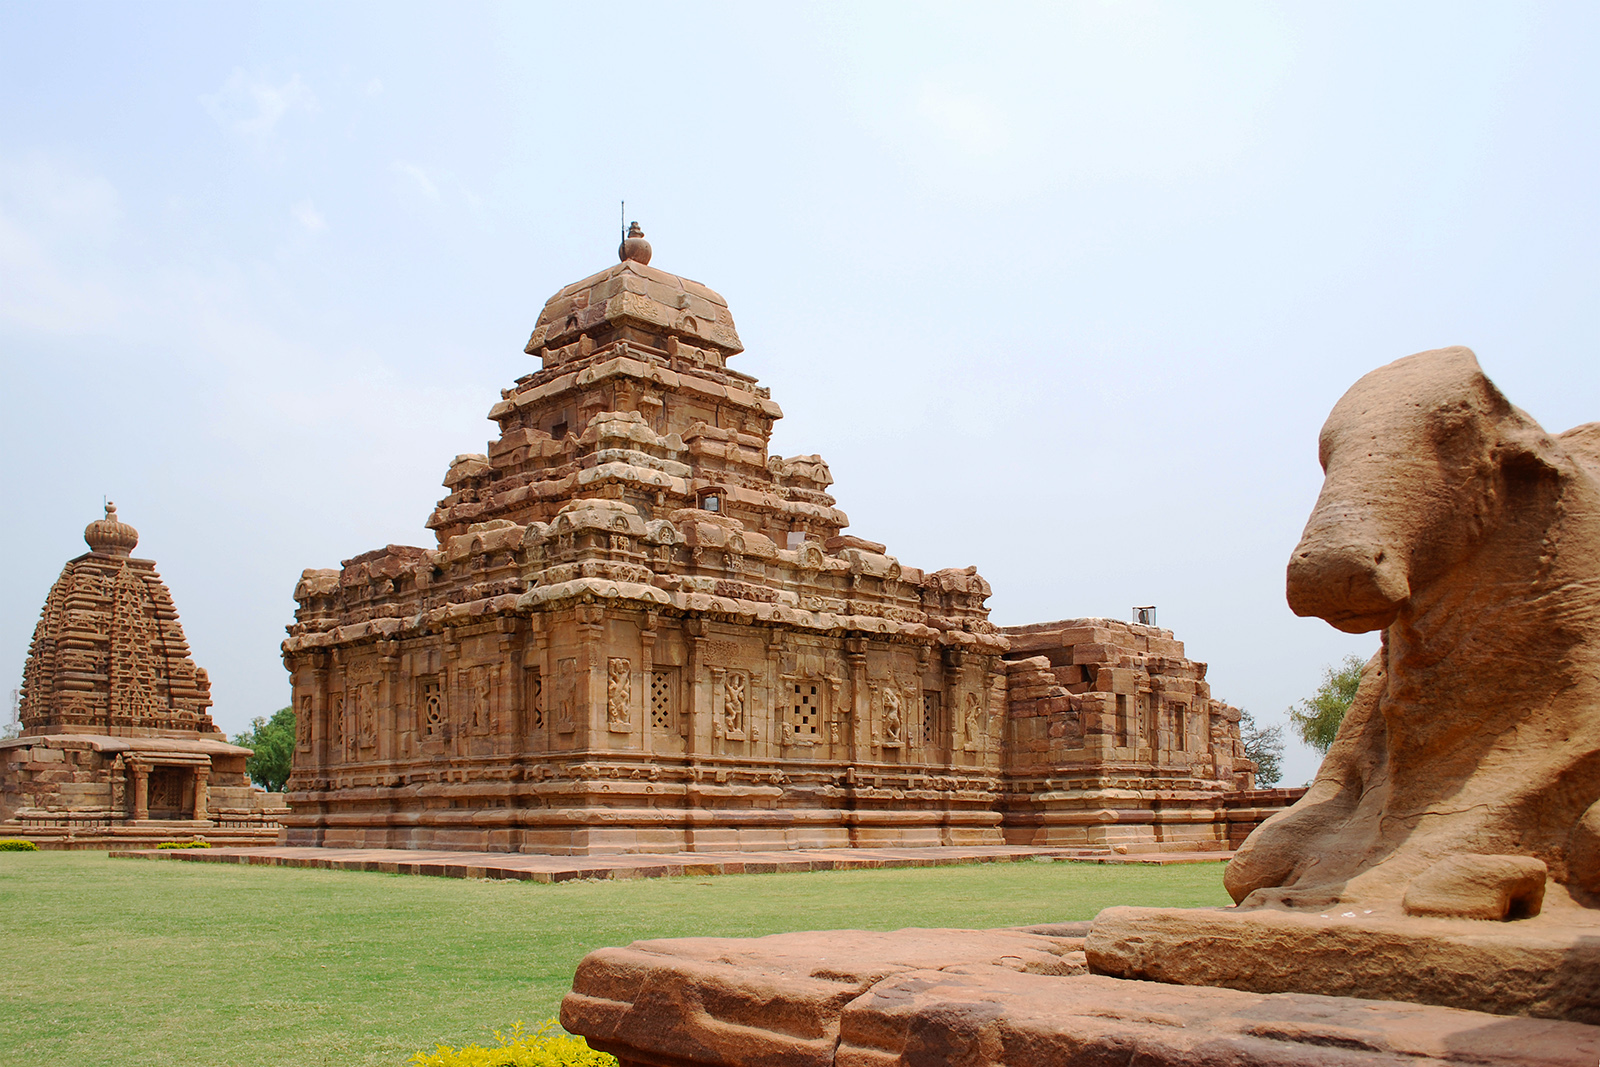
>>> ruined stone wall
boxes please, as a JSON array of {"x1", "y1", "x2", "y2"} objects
[{"x1": 998, "y1": 618, "x2": 1257, "y2": 851}]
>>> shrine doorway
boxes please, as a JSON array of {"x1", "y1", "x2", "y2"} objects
[{"x1": 147, "y1": 767, "x2": 195, "y2": 819}]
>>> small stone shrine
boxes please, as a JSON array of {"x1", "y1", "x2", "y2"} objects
[
  {"x1": 1, "y1": 505, "x2": 283, "y2": 847},
  {"x1": 280, "y1": 227, "x2": 1283, "y2": 854}
]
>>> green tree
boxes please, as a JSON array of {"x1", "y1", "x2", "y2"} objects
[
  {"x1": 1290, "y1": 654, "x2": 1367, "y2": 754},
  {"x1": 234, "y1": 705, "x2": 296, "y2": 791},
  {"x1": 1237, "y1": 709, "x2": 1283, "y2": 787}
]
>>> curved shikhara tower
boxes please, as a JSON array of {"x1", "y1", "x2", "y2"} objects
[
  {"x1": 282, "y1": 229, "x2": 1262, "y2": 855},
  {"x1": 2, "y1": 505, "x2": 282, "y2": 845},
  {"x1": 20, "y1": 503, "x2": 216, "y2": 734}
]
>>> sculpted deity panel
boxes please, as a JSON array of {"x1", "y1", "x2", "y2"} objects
[
  {"x1": 719, "y1": 670, "x2": 747, "y2": 740},
  {"x1": 607, "y1": 658, "x2": 632, "y2": 732},
  {"x1": 556, "y1": 658, "x2": 577, "y2": 733}
]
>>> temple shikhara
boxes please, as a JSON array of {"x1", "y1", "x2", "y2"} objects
[
  {"x1": 2, "y1": 505, "x2": 283, "y2": 846},
  {"x1": 280, "y1": 226, "x2": 1285, "y2": 854}
]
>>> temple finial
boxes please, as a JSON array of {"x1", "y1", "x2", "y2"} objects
[{"x1": 619, "y1": 221, "x2": 652, "y2": 265}]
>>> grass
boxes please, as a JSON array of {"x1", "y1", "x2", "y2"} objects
[{"x1": 0, "y1": 851, "x2": 1230, "y2": 1067}]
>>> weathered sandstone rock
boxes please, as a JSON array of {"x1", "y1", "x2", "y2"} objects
[
  {"x1": 1226, "y1": 346, "x2": 1600, "y2": 914},
  {"x1": 563, "y1": 926, "x2": 1599, "y2": 1066},
  {"x1": 1085, "y1": 347, "x2": 1600, "y2": 1023},
  {"x1": 563, "y1": 926, "x2": 1086, "y2": 1067},
  {"x1": 1086, "y1": 903, "x2": 1600, "y2": 1022}
]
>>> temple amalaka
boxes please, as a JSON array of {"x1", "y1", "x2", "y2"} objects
[
  {"x1": 2, "y1": 505, "x2": 283, "y2": 846},
  {"x1": 279, "y1": 226, "x2": 1289, "y2": 855}
]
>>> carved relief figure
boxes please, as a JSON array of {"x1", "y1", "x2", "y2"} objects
[
  {"x1": 358, "y1": 684, "x2": 377, "y2": 748},
  {"x1": 473, "y1": 668, "x2": 492, "y2": 731},
  {"x1": 723, "y1": 672, "x2": 745, "y2": 735},
  {"x1": 330, "y1": 692, "x2": 345, "y2": 756},
  {"x1": 297, "y1": 695, "x2": 312, "y2": 747},
  {"x1": 882, "y1": 686, "x2": 903, "y2": 744},
  {"x1": 607, "y1": 657, "x2": 631, "y2": 730},
  {"x1": 963, "y1": 692, "x2": 983, "y2": 750},
  {"x1": 556, "y1": 658, "x2": 576, "y2": 733}
]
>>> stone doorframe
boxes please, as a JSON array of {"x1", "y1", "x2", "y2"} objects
[{"x1": 125, "y1": 753, "x2": 211, "y2": 821}]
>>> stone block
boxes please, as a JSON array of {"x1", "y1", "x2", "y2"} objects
[
  {"x1": 1086, "y1": 903, "x2": 1600, "y2": 1023},
  {"x1": 565, "y1": 928, "x2": 1596, "y2": 1067}
]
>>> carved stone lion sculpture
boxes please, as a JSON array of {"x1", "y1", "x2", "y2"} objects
[{"x1": 1226, "y1": 346, "x2": 1600, "y2": 919}]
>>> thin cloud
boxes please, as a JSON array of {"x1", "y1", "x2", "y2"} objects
[
  {"x1": 201, "y1": 70, "x2": 319, "y2": 143},
  {"x1": 291, "y1": 199, "x2": 326, "y2": 233},
  {"x1": 391, "y1": 160, "x2": 439, "y2": 200},
  {"x1": 915, "y1": 83, "x2": 1011, "y2": 158}
]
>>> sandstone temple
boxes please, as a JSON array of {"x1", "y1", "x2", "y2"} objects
[
  {"x1": 2, "y1": 505, "x2": 283, "y2": 847},
  {"x1": 280, "y1": 226, "x2": 1288, "y2": 855}
]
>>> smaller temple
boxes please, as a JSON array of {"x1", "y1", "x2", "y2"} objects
[{"x1": 1, "y1": 504, "x2": 283, "y2": 847}]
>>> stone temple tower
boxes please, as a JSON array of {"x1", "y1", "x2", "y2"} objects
[
  {"x1": 282, "y1": 227, "x2": 1012, "y2": 854},
  {"x1": 1, "y1": 505, "x2": 283, "y2": 846},
  {"x1": 281, "y1": 229, "x2": 1272, "y2": 855}
]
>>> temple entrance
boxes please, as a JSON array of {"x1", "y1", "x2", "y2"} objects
[{"x1": 147, "y1": 767, "x2": 195, "y2": 819}]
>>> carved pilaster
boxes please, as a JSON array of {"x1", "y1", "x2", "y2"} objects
[
  {"x1": 685, "y1": 618, "x2": 707, "y2": 757},
  {"x1": 845, "y1": 638, "x2": 868, "y2": 765},
  {"x1": 577, "y1": 603, "x2": 605, "y2": 747},
  {"x1": 193, "y1": 764, "x2": 210, "y2": 821},
  {"x1": 131, "y1": 761, "x2": 149, "y2": 820},
  {"x1": 640, "y1": 615, "x2": 658, "y2": 756},
  {"x1": 377, "y1": 640, "x2": 400, "y2": 763}
]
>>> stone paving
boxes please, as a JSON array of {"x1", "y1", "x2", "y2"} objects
[{"x1": 108, "y1": 844, "x2": 1232, "y2": 882}]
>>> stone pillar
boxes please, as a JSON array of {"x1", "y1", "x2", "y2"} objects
[
  {"x1": 640, "y1": 615, "x2": 658, "y2": 756},
  {"x1": 576, "y1": 604, "x2": 605, "y2": 747},
  {"x1": 131, "y1": 762, "x2": 149, "y2": 820},
  {"x1": 845, "y1": 638, "x2": 868, "y2": 765},
  {"x1": 496, "y1": 624, "x2": 520, "y2": 757},
  {"x1": 377, "y1": 640, "x2": 400, "y2": 762},
  {"x1": 531, "y1": 626, "x2": 551, "y2": 755},
  {"x1": 942, "y1": 650, "x2": 966, "y2": 768},
  {"x1": 764, "y1": 630, "x2": 783, "y2": 757},
  {"x1": 685, "y1": 618, "x2": 707, "y2": 757},
  {"x1": 193, "y1": 764, "x2": 210, "y2": 821},
  {"x1": 307, "y1": 658, "x2": 329, "y2": 774}
]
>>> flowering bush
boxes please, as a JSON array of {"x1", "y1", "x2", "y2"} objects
[
  {"x1": 0, "y1": 839, "x2": 40, "y2": 851},
  {"x1": 155, "y1": 841, "x2": 211, "y2": 849},
  {"x1": 411, "y1": 1020, "x2": 615, "y2": 1067}
]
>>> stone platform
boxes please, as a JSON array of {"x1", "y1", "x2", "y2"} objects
[
  {"x1": 562, "y1": 926, "x2": 1599, "y2": 1067},
  {"x1": 107, "y1": 844, "x2": 1229, "y2": 882}
]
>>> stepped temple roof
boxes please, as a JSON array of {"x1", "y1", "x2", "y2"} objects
[{"x1": 277, "y1": 228, "x2": 1265, "y2": 857}]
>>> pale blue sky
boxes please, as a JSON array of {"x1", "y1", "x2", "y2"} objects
[{"x1": 3, "y1": 3, "x2": 1597, "y2": 786}]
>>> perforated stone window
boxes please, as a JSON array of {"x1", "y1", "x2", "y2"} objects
[
  {"x1": 421, "y1": 678, "x2": 444, "y2": 738},
  {"x1": 792, "y1": 682, "x2": 819, "y2": 737},
  {"x1": 525, "y1": 669, "x2": 543, "y2": 729},
  {"x1": 922, "y1": 691, "x2": 940, "y2": 744},
  {"x1": 651, "y1": 670, "x2": 673, "y2": 730}
]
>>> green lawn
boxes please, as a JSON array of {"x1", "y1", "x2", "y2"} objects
[{"x1": 1, "y1": 851, "x2": 1229, "y2": 1067}]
